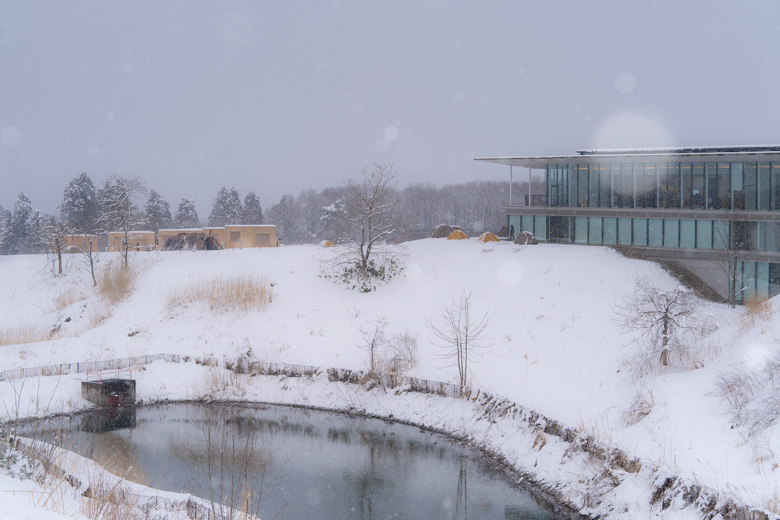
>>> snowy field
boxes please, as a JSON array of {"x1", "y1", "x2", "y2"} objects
[{"x1": 0, "y1": 239, "x2": 778, "y2": 519}]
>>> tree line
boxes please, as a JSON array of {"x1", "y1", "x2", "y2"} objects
[{"x1": 0, "y1": 171, "x2": 542, "y2": 254}]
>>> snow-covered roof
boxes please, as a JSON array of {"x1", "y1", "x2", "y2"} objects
[{"x1": 476, "y1": 145, "x2": 780, "y2": 168}]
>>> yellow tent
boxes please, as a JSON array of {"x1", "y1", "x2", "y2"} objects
[
  {"x1": 447, "y1": 230, "x2": 469, "y2": 240},
  {"x1": 477, "y1": 232, "x2": 499, "y2": 244},
  {"x1": 319, "y1": 240, "x2": 335, "y2": 247}
]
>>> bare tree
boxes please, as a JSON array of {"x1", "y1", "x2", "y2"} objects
[
  {"x1": 714, "y1": 213, "x2": 752, "y2": 307},
  {"x1": 331, "y1": 163, "x2": 403, "y2": 292},
  {"x1": 74, "y1": 233, "x2": 100, "y2": 287},
  {"x1": 38, "y1": 215, "x2": 72, "y2": 275},
  {"x1": 97, "y1": 175, "x2": 147, "y2": 269},
  {"x1": 359, "y1": 317, "x2": 388, "y2": 374},
  {"x1": 427, "y1": 290, "x2": 491, "y2": 393},
  {"x1": 613, "y1": 277, "x2": 715, "y2": 377}
]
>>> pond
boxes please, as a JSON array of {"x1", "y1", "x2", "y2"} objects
[{"x1": 22, "y1": 403, "x2": 565, "y2": 520}]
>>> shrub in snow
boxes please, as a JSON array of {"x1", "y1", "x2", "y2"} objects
[
  {"x1": 328, "y1": 163, "x2": 405, "y2": 292},
  {"x1": 613, "y1": 277, "x2": 716, "y2": 379}
]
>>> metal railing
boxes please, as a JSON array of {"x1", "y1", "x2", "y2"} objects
[{"x1": 0, "y1": 353, "x2": 181, "y2": 381}]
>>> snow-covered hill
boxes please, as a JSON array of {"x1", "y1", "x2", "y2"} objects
[{"x1": 0, "y1": 240, "x2": 778, "y2": 518}]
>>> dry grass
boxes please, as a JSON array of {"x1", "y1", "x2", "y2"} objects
[
  {"x1": 167, "y1": 274, "x2": 273, "y2": 313},
  {"x1": 715, "y1": 352, "x2": 780, "y2": 438},
  {"x1": 740, "y1": 294, "x2": 774, "y2": 333},
  {"x1": 0, "y1": 325, "x2": 62, "y2": 347},
  {"x1": 97, "y1": 262, "x2": 139, "y2": 305},
  {"x1": 53, "y1": 287, "x2": 84, "y2": 311}
]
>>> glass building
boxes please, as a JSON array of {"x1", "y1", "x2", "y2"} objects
[{"x1": 476, "y1": 146, "x2": 780, "y2": 302}]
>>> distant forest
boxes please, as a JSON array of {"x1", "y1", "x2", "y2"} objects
[{"x1": 0, "y1": 172, "x2": 545, "y2": 253}]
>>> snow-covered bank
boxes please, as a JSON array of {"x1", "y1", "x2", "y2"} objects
[{"x1": 1, "y1": 240, "x2": 779, "y2": 518}]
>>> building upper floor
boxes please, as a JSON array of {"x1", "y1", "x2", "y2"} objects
[{"x1": 476, "y1": 146, "x2": 780, "y2": 212}]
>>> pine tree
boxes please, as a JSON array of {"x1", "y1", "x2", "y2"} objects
[
  {"x1": 144, "y1": 189, "x2": 173, "y2": 232},
  {"x1": 4, "y1": 193, "x2": 35, "y2": 255},
  {"x1": 242, "y1": 192, "x2": 263, "y2": 224},
  {"x1": 59, "y1": 173, "x2": 99, "y2": 233},
  {"x1": 267, "y1": 194, "x2": 301, "y2": 243},
  {"x1": 175, "y1": 198, "x2": 200, "y2": 228},
  {"x1": 208, "y1": 187, "x2": 242, "y2": 226},
  {"x1": 0, "y1": 205, "x2": 11, "y2": 255}
]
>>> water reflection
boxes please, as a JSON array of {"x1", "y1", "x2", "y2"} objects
[
  {"x1": 21, "y1": 404, "x2": 563, "y2": 520},
  {"x1": 80, "y1": 406, "x2": 136, "y2": 433}
]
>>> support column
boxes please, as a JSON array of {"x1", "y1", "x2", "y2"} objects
[
  {"x1": 529, "y1": 166, "x2": 532, "y2": 206},
  {"x1": 509, "y1": 165, "x2": 513, "y2": 206}
]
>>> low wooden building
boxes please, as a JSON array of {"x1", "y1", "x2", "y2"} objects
[
  {"x1": 108, "y1": 231, "x2": 156, "y2": 252},
  {"x1": 63, "y1": 234, "x2": 98, "y2": 253},
  {"x1": 224, "y1": 225, "x2": 279, "y2": 249},
  {"x1": 202, "y1": 227, "x2": 226, "y2": 247}
]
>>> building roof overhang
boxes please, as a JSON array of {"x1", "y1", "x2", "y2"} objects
[{"x1": 475, "y1": 146, "x2": 780, "y2": 168}]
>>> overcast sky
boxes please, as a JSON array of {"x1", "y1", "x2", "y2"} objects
[{"x1": 2, "y1": 1, "x2": 779, "y2": 216}]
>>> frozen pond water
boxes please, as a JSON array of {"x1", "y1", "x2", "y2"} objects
[{"x1": 23, "y1": 403, "x2": 565, "y2": 520}]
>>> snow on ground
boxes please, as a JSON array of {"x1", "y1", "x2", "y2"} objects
[{"x1": 0, "y1": 240, "x2": 778, "y2": 518}]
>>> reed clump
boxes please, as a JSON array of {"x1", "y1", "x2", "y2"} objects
[
  {"x1": 0, "y1": 325, "x2": 61, "y2": 347},
  {"x1": 97, "y1": 262, "x2": 138, "y2": 306},
  {"x1": 167, "y1": 274, "x2": 273, "y2": 313}
]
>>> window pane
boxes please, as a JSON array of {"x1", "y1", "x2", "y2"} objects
[
  {"x1": 508, "y1": 215, "x2": 521, "y2": 237},
  {"x1": 692, "y1": 163, "x2": 705, "y2": 209},
  {"x1": 744, "y1": 162, "x2": 757, "y2": 211},
  {"x1": 574, "y1": 216, "x2": 588, "y2": 243},
  {"x1": 706, "y1": 163, "x2": 717, "y2": 209},
  {"x1": 772, "y1": 163, "x2": 780, "y2": 210},
  {"x1": 680, "y1": 219, "x2": 695, "y2": 248},
  {"x1": 633, "y1": 218, "x2": 648, "y2": 246},
  {"x1": 759, "y1": 162, "x2": 771, "y2": 210},
  {"x1": 664, "y1": 219, "x2": 679, "y2": 248},
  {"x1": 718, "y1": 163, "x2": 730, "y2": 210},
  {"x1": 648, "y1": 219, "x2": 663, "y2": 246},
  {"x1": 668, "y1": 164, "x2": 681, "y2": 208},
  {"x1": 589, "y1": 217, "x2": 603, "y2": 243},
  {"x1": 770, "y1": 263, "x2": 780, "y2": 298},
  {"x1": 681, "y1": 163, "x2": 692, "y2": 208},
  {"x1": 599, "y1": 165, "x2": 610, "y2": 208},
  {"x1": 534, "y1": 215, "x2": 546, "y2": 241},
  {"x1": 731, "y1": 163, "x2": 743, "y2": 210},
  {"x1": 747, "y1": 222, "x2": 760, "y2": 251},
  {"x1": 713, "y1": 220, "x2": 729, "y2": 250},
  {"x1": 638, "y1": 164, "x2": 656, "y2": 208},
  {"x1": 618, "y1": 218, "x2": 632, "y2": 245},
  {"x1": 578, "y1": 165, "x2": 589, "y2": 207},
  {"x1": 766, "y1": 222, "x2": 780, "y2": 252},
  {"x1": 603, "y1": 217, "x2": 617, "y2": 244},
  {"x1": 521, "y1": 215, "x2": 533, "y2": 233},
  {"x1": 696, "y1": 220, "x2": 712, "y2": 249},
  {"x1": 588, "y1": 165, "x2": 599, "y2": 207},
  {"x1": 757, "y1": 262, "x2": 769, "y2": 299},
  {"x1": 743, "y1": 262, "x2": 756, "y2": 302},
  {"x1": 568, "y1": 165, "x2": 577, "y2": 207}
]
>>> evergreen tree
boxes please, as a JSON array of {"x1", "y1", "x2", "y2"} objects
[
  {"x1": 144, "y1": 189, "x2": 173, "y2": 232},
  {"x1": 207, "y1": 187, "x2": 242, "y2": 226},
  {"x1": 4, "y1": 193, "x2": 34, "y2": 254},
  {"x1": 242, "y1": 192, "x2": 263, "y2": 224},
  {"x1": 175, "y1": 198, "x2": 200, "y2": 228},
  {"x1": 59, "y1": 173, "x2": 99, "y2": 233},
  {"x1": 267, "y1": 194, "x2": 302, "y2": 243},
  {"x1": 0, "y1": 205, "x2": 10, "y2": 254}
]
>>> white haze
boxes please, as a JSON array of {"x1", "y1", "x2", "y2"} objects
[{"x1": 1, "y1": 1, "x2": 779, "y2": 215}]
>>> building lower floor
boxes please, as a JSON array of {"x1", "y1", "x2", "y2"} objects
[{"x1": 507, "y1": 208, "x2": 780, "y2": 302}]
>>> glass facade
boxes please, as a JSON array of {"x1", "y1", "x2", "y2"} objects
[
  {"x1": 546, "y1": 161, "x2": 780, "y2": 211},
  {"x1": 507, "y1": 157, "x2": 780, "y2": 300}
]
